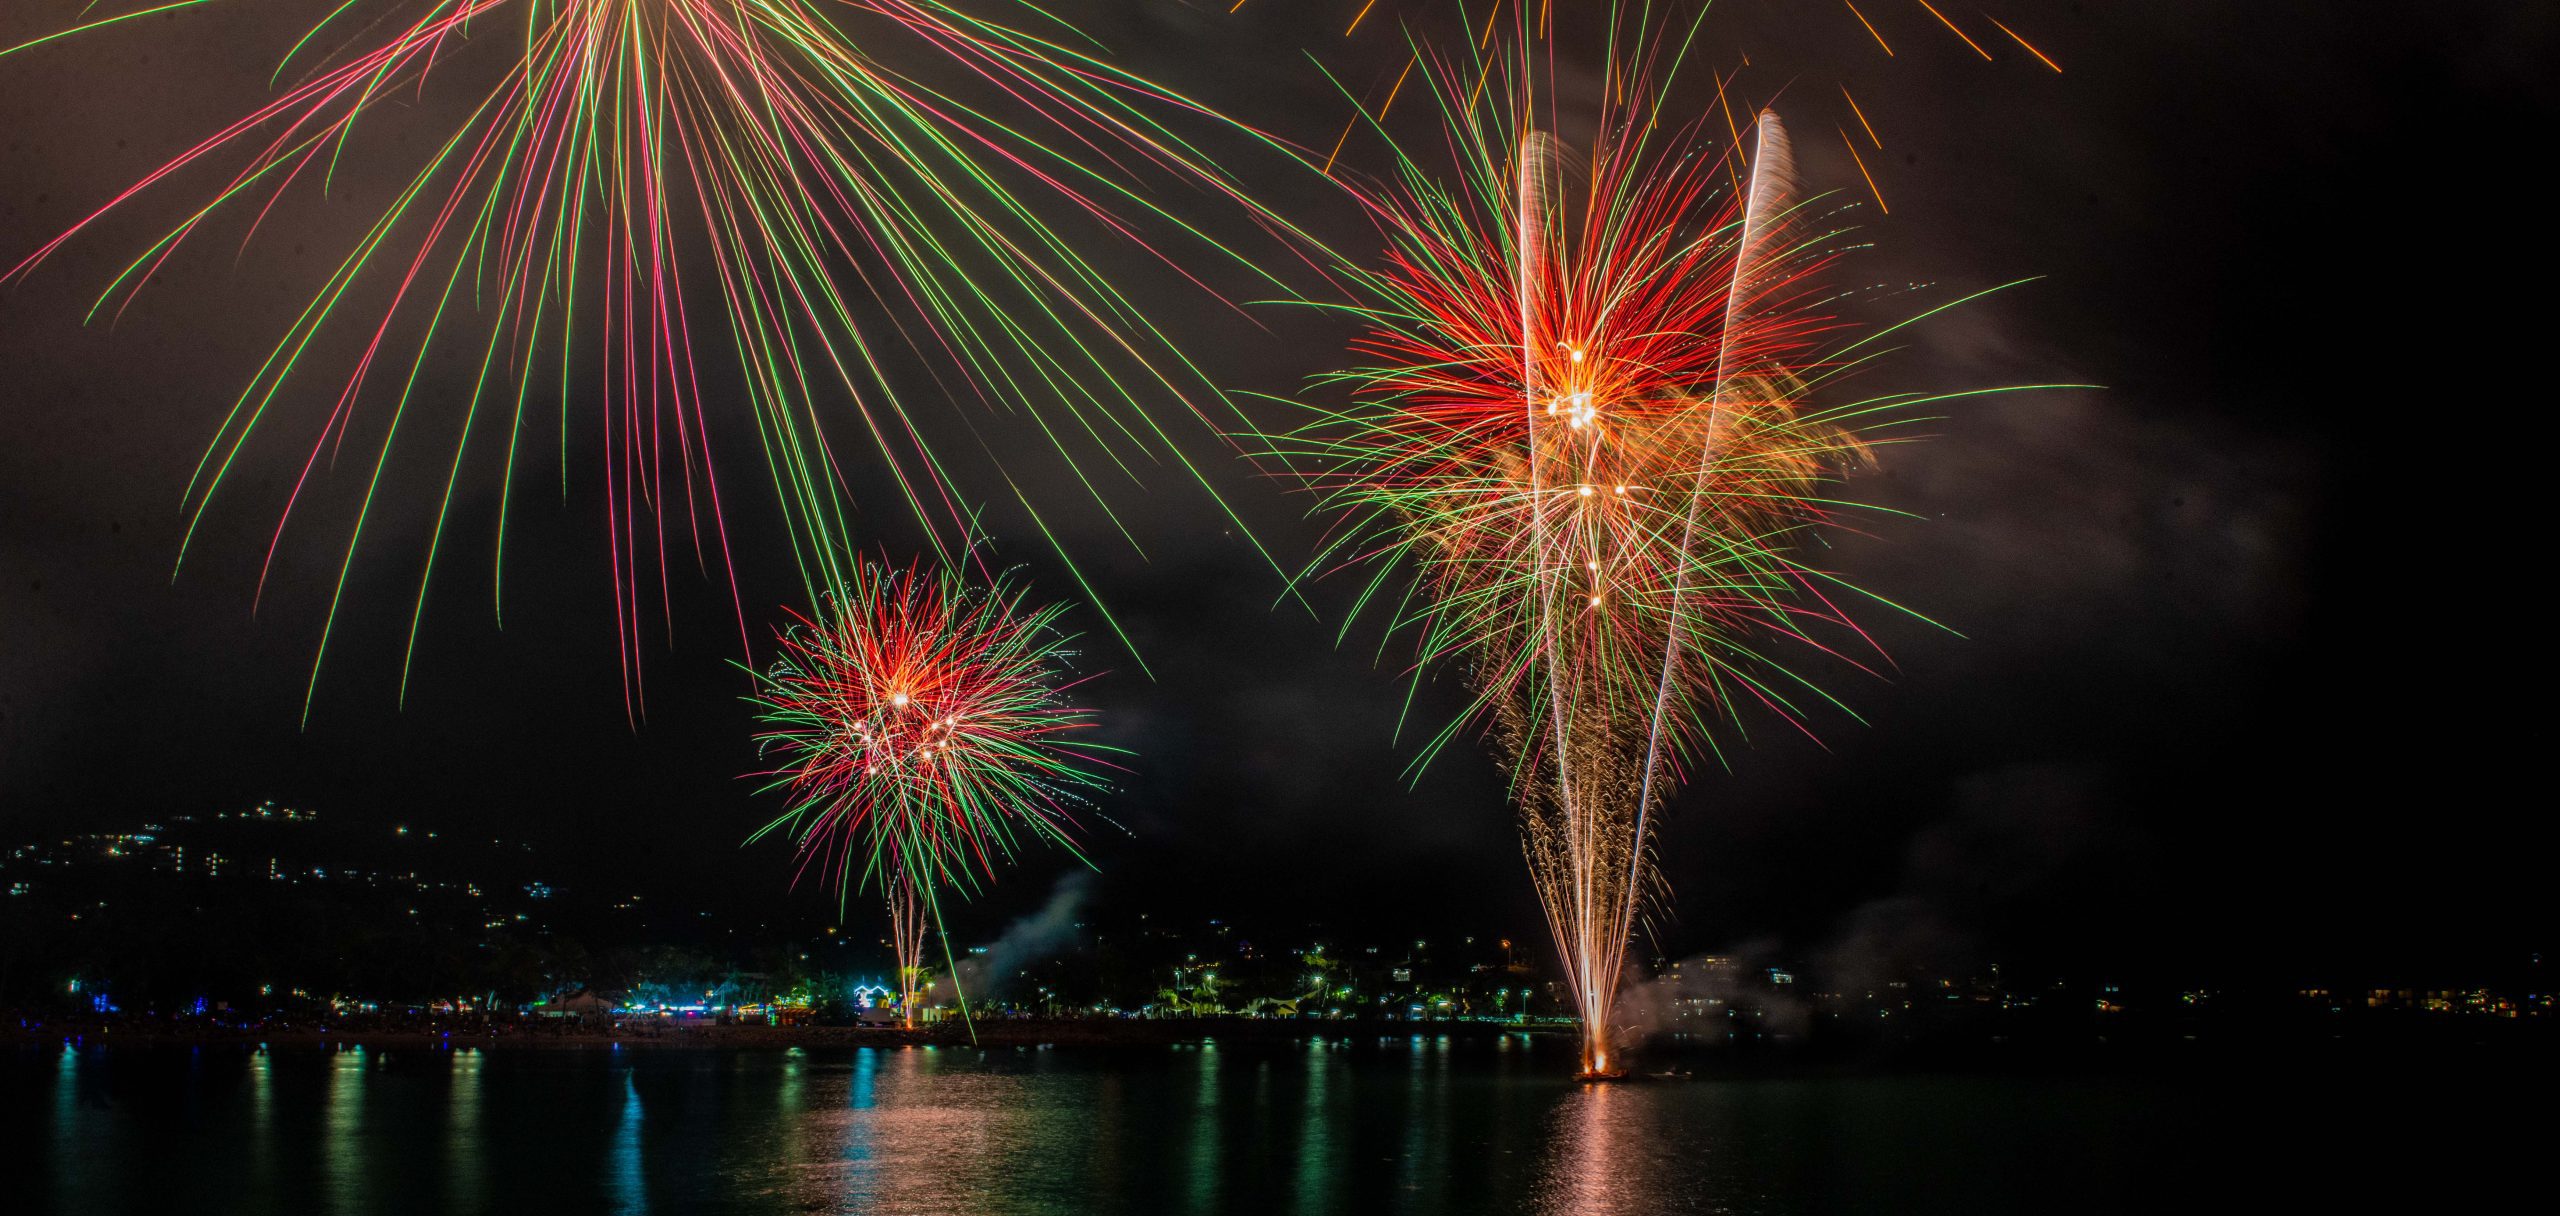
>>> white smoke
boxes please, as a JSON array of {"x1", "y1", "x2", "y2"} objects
[{"x1": 950, "y1": 871, "x2": 1093, "y2": 1001}]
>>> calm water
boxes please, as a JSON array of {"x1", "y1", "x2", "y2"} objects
[{"x1": 6, "y1": 1036, "x2": 2529, "y2": 1213}]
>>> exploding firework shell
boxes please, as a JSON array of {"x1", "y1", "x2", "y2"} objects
[
  {"x1": 1306, "y1": 100, "x2": 1879, "y2": 777},
  {"x1": 5, "y1": 0, "x2": 1289, "y2": 714},
  {"x1": 746, "y1": 556, "x2": 1114, "y2": 1025},
  {"x1": 747, "y1": 558, "x2": 1112, "y2": 902},
  {"x1": 1283, "y1": 33, "x2": 1912, "y2": 1074}
]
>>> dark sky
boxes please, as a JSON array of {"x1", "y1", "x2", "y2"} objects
[{"x1": 2, "y1": 1, "x2": 2548, "y2": 983}]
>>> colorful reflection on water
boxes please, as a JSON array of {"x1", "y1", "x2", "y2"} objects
[{"x1": 9, "y1": 1035, "x2": 2513, "y2": 1213}]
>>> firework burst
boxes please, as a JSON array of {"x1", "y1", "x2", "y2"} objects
[
  {"x1": 1280, "y1": 18, "x2": 2000, "y2": 1075},
  {"x1": 745, "y1": 556, "x2": 1111, "y2": 1025},
  {"x1": 4, "y1": 0, "x2": 1285, "y2": 716}
]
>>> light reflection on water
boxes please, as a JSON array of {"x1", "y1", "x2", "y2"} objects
[
  {"x1": 801, "y1": 1046, "x2": 1056, "y2": 1214},
  {"x1": 1187, "y1": 1042, "x2": 1220, "y2": 1211},
  {"x1": 323, "y1": 1046, "x2": 366, "y2": 1216},
  {"x1": 12, "y1": 1035, "x2": 2476, "y2": 1214},
  {"x1": 1528, "y1": 1081, "x2": 1649, "y2": 1216},
  {"x1": 612, "y1": 1067, "x2": 647, "y2": 1214},
  {"x1": 50, "y1": 1044, "x2": 86, "y2": 1199},
  {"x1": 249, "y1": 1045, "x2": 273, "y2": 1198},
  {"x1": 446, "y1": 1049, "x2": 483, "y2": 1211},
  {"x1": 1292, "y1": 1042, "x2": 1333, "y2": 1216}
]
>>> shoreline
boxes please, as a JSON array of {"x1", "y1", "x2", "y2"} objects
[{"x1": 5, "y1": 1016, "x2": 1571, "y2": 1052}]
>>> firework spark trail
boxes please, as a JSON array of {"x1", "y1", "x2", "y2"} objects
[
  {"x1": 1620, "y1": 108, "x2": 1793, "y2": 987},
  {"x1": 744, "y1": 555, "x2": 1116, "y2": 1033},
  {"x1": 885, "y1": 864, "x2": 928, "y2": 1025},
  {"x1": 1308, "y1": 1, "x2": 2064, "y2": 218},
  {"x1": 1513, "y1": 128, "x2": 1589, "y2": 1021},
  {"x1": 5, "y1": 0, "x2": 1311, "y2": 718},
  {"x1": 1272, "y1": 13, "x2": 1990, "y2": 1073}
]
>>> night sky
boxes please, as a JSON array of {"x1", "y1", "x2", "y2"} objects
[{"x1": 2, "y1": 2, "x2": 2548, "y2": 983}]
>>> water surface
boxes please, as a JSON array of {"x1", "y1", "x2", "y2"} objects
[{"x1": 7, "y1": 1036, "x2": 2523, "y2": 1213}]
